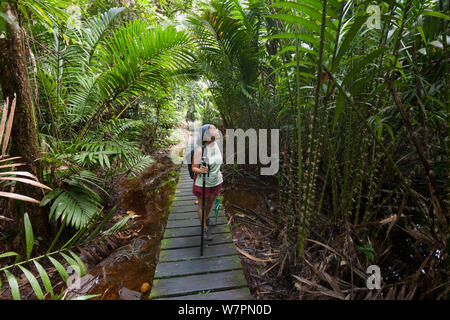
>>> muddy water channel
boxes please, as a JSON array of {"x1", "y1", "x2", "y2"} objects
[{"x1": 85, "y1": 155, "x2": 179, "y2": 300}]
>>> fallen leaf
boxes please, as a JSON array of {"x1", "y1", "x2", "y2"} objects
[
  {"x1": 236, "y1": 247, "x2": 271, "y2": 263},
  {"x1": 140, "y1": 282, "x2": 150, "y2": 293}
]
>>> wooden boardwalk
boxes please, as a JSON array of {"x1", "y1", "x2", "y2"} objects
[{"x1": 149, "y1": 168, "x2": 251, "y2": 300}]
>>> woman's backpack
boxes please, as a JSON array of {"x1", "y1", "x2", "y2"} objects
[
  {"x1": 187, "y1": 143, "x2": 205, "y2": 179},
  {"x1": 187, "y1": 124, "x2": 211, "y2": 179}
]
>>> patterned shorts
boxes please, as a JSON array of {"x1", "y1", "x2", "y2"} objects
[{"x1": 192, "y1": 174, "x2": 222, "y2": 199}]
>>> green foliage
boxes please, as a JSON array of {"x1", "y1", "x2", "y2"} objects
[
  {"x1": 355, "y1": 243, "x2": 376, "y2": 263},
  {"x1": 2, "y1": 0, "x2": 447, "y2": 301},
  {"x1": 16, "y1": 0, "x2": 71, "y2": 29},
  {"x1": 194, "y1": 97, "x2": 220, "y2": 125},
  {"x1": 23, "y1": 213, "x2": 34, "y2": 260},
  {"x1": 1, "y1": 0, "x2": 200, "y2": 302},
  {"x1": 26, "y1": 7, "x2": 197, "y2": 245},
  {"x1": 40, "y1": 170, "x2": 104, "y2": 229},
  {"x1": 123, "y1": 154, "x2": 155, "y2": 177},
  {"x1": 83, "y1": 7, "x2": 126, "y2": 64},
  {"x1": 102, "y1": 212, "x2": 135, "y2": 236},
  {"x1": 32, "y1": 5, "x2": 195, "y2": 145},
  {"x1": 0, "y1": 215, "x2": 97, "y2": 300},
  {"x1": 265, "y1": 0, "x2": 448, "y2": 298},
  {"x1": 187, "y1": 0, "x2": 265, "y2": 128},
  {"x1": 0, "y1": 97, "x2": 53, "y2": 204},
  {"x1": 96, "y1": 20, "x2": 195, "y2": 105}
]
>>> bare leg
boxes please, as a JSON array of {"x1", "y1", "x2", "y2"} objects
[
  {"x1": 197, "y1": 196, "x2": 207, "y2": 229},
  {"x1": 197, "y1": 193, "x2": 217, "y2": 229},
  {"x1": 205, "y1": 194, "x2": 217, "y2": 218}
]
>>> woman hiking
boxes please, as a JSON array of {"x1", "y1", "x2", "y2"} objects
[{"x1": 191, "y1": 124, "x2": 223, "y2": 241}]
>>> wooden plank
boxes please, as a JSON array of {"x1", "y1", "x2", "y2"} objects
[
  {"x1": 174, "y1": 192, "x2": 194, "y2": 198},
  {"x1": 175, "y1": 190, "x2": 193, "y2": 194},
  {"x1": 158, "y1": 243, "x2": 237, "y2": 263},
  {"x1": 172, "y1": 195, "x2": 197, "y2": 201},
  {"x1": 165, "y1": 212, "x2": 198, "y2": 220},
  {"x1": 172, "y1": 193, "x2": 197, "y2": 201},
  {"x1": 174, "y1": 193, "x2": 195, "y2": 199},
  {"x1": 166, "y1": 212, "x2": 224, "y2": 222},
  {"x1": 177, "y1": 182, "x2": 193, "y2": 187},
  {"x1": 149, "y1": 167, "x2": 250, "y2": 300},
  {"x1": 175, "y1": 189, "x2": 193, "y2": 194},
  {"x1": 166, "y1": 216, "x2": 227, "y2": 229},
  {"x1": 164, "y1": 224, "x2": 230, "y2": 238},
  {"x1": 176, "y1": 183, "x2": 192, "y2": 187},
  {"x1": 160, "y1": 232, "x2": 232, "y2": 250},
  {"x1": 175, "y1": 181, "x2": 193, "y2": 184},
  {"x1": 170, "y1": 205, "x2": 199, "y2": 213},
  {"x1": 178, "y1": 182, "x2": 193, "y2": 187},
  {"x1": 169, "y1": 208, "x2": 198, "y2": 215},
  {"x1": 173, "y1": 190, "x2": 195, "y2": 195},
  {"x1": 119, "y1": 287, "x2": 142, "y2": 300},
  {"x1": 175, "y1": 189, "x2": 194, "y2": 195},
  {"x1": 178, "y1": 174, "x2": 191, "y2": 178},
  {"x1": 150, "y1": 270, "x2": 248, "y2": 299},
  {"x1": 171, "y1": 199, "x2": 198, "y2": 207},
  {"x1": 175, "y1": 187, "x2": 192, "y2": 191},
  {"x1": 154, "y1": 255, "x2": 241, "y2": 279},
  {"x1": 160, "y1": 288, "x2": 251, "y2": 300},
  {"x1": 176, "y1": 181, "x2": 192, "y2": 185}
]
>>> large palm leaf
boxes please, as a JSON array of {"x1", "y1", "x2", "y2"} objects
[
  {"x1": 40, "y1": 170, "x2": 104, "y2": 229},
  {"x1": 96, "y1": 20, "x2": 195, "y2": 104},
  {"x1": 83, "y1": 7, "x2": 126, "y2": 65},
  {"x1": 187, "y1": 0, "x2": 263, "y2": 127}
]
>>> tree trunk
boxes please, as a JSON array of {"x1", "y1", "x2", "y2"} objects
[{"x1": 0, "y1": 3, "x2": 49, "y2": 248}]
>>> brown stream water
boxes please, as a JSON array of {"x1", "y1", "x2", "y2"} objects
[{"x1": 86, "y1": 155, "x2": 179, "y2": 300}]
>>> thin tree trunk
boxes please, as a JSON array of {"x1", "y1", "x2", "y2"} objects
[{"x1": 0, "y1": 3, "x2": 48, "y2": 248}]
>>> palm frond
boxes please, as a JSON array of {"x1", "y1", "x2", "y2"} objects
[
  {"x1": 96, "y1": 21, "x2": 195, "y2": 104},
  {"x1": 18, "y1": 0, "x2": 71, "y2": 28},
  {"x1": 66, "y1": 74, "x2": 102, "y2": 124},
  {"x1": 83, "y1": 7, "x2": 126, "y2": 64},
  {"x1": 0, "y1": 214, "x2": 95, "y2": 300},
  {"x1": 41, "y1": 170, "x2": 104, "y2": 229},
  {"x1": 123, "y1": 154, "x2": 154, "y2": 177}
]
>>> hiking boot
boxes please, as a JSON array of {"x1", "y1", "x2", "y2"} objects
[
  {"x1": 203, "y1": 228, "x2": 213, "y2": 241},
  {"x1": 206, "y1": 217, "x2": 215, "y2": 226}
]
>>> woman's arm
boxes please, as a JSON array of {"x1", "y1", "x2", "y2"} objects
[{"x1": 192, "y1": 146, "x2": 208, "y2": 174}]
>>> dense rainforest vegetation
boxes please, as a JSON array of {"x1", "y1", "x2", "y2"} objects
[{"x1": 0, "y1": 0, "x2": 448, "y2": 300}]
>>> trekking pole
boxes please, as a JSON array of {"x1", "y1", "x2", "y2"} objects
[{"x1": 200, "y1": 144, "x2": 206, "y2": 256}]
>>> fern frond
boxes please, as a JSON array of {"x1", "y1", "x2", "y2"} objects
[
  {"x1": 123, "y1": 154, "x2": 154, "y2": 177},
  {"x1": 0, "y1": 217, "x2": 93, "y2": 300},
  {"x1": 42, "y1": 170, "x2": 105, "y2": 229}
]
